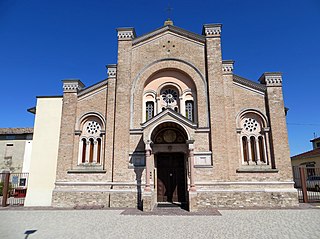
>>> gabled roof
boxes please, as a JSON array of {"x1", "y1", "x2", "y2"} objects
[
  {"x1": 233, "y1": 74, "x2": 267, "y2": 92},
  {"x1": 311, "y1": 137, "x2": 320, "y2": 142},
  {"x1": 141, "y1": 108, "x2": 197, "y2": 129},
  {"x1": 133, "y1": 25, "x2": 205, "y2": 46},
  {"x1": 291, "y1": 148, "x2": 320, "y2": 160}
]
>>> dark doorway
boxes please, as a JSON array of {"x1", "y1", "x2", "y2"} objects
[{"x1": 157, "y1": 153, "x2": 187, "y2": 205}]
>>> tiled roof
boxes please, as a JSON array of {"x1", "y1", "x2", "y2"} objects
[
  {"x1": 291, "y1": 148, "x2": 320, "y2": 159},
  {"x1": 0, "y1": 128, "x2": 33, "y2": 135}
]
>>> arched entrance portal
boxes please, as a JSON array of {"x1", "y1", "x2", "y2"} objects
[{"x1": 151, "y1": 122, "x2": 188, "y2": 207}]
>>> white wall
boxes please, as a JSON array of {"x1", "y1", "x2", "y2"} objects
[
  {"x1": 24, "y1": 97, "x2": 62, "y2": 206},
  {"x1": 22, "y1": 140, "x2": 32, "y2": 173}
]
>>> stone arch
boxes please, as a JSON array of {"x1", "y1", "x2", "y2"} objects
[
  {"x1": 76, "y1": 112, "x2": 106, "y2": 131},
  {"x1": 130, "y1": 58, "x2": 209, "y2": 128},
  {"x1": 155, "y1": 81, "x2": 183, "y2": 97},
  {"x1": 236, "y1": 108, "x2": 269, "y2": 129},
  {"x1": 144, "y1": 120, "x2": 192, "y2": 143}
]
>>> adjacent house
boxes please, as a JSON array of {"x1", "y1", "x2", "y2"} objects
[
  {"x1": 291, "y1": 137, "x2": 320, "y2": 176},
  {"x1": 0, "y1": 128, "x2": 33, "y2": 173}
]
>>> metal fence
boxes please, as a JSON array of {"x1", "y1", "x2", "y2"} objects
[
  {"x1": 292, "y1": 166, "x2": 320, "y2": 203},
  {"x1": 0, "y1": 172, "x2": 29, "y2": 207}
]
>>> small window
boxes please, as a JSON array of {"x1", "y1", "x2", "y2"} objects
[
  {"x1": 81, "y1": 138, "x2": 86, "y2": 163},
  {"x1": 258, "y1": 136, "x2": 265, "y2": 163},
  {"x1": 185, "y1": 100, "x2": 194, "y2": 121},
  {"x1": 89, "y1": 138, "x2": 94, "y2": 163},
  {"x1": 146, "y1": 101, "x2": 154, "y2": 121},
  {"x1": 242, "y1": 136, "x2": 248, "y2": 162},
  {"x1": 250, "y1": 136, "x2": 256, "y2": 162}
]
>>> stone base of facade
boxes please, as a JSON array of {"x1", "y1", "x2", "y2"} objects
[
  {"x1": 52, "y1": 190, "x2": 140, "y2": 208},
  {"x1": 196, "y1": 190, "x2": 299, "y2": 208},
  {"x1": 51, "y1": 187, "x2": 299, "y2": 209}
]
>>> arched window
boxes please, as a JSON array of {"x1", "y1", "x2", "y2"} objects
[
  {"x1": 185, "y1": 100, "x2": 194, "y2": 121},
  {"x1": 250, "y1": 136, "x2": 256, "y2": 162},
  {"x1": 81, "y1": 138, "x2": 86, "y2": 163},
  {"x1": 258, "y1": 136, "x2": 265, "y2": 163},
  {"x1": 78, "y1": 117, "x2": 104, "y2": 165},
  {"x1": 89, "y1": 138, "x2": 94, "y2": 163},
  {"x1": 242, "y1": 136, "x2": 248, "y2": 163},
  {"x1": 238, "y1": 112, "x2": 269, "y2": 165},
  {"x1": 146, "y1": 101, "x2": 154, "y2": 121}
]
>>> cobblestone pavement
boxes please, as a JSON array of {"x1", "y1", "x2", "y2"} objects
[{"x1": 1, "y1": 207, "x2": 320, "y2": 239}]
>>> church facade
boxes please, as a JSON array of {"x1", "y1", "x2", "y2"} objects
[{"x1": 30, "y1": 22, "x2": 298, "y2": 211}]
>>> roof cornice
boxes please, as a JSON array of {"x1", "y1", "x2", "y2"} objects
[
  {"x1": 233, "y1": 74, "x2": 266, "y2": 93},
  {"x1": 133, "y1": 25, "x2": 205, "y2": 46},
  {"x1": 78, "y1": 79, "x2": 108, "y2": 97}
]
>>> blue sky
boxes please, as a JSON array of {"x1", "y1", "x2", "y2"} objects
[{"x1": 1, "y1": 0, "x2": 319, "y2": 156}]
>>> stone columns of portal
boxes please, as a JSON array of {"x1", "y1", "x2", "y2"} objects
[
  {"x1": 143, "y1": 140, "x2": 153, "y2": 212},
  {"x1": 187, "y1": 140, "x2": 196, "y2": 191},
  {"x1": 145, "y1": 140, "x2": 152, "y2": 192}
]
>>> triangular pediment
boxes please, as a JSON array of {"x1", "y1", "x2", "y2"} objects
[
  {"x1": 133, "y1": 25, "x2": 205, "y2": 46},
  {"x1": 141, "y1": 108, "x2": 197, "y2": 130}
]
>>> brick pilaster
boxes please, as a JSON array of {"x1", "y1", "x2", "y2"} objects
[
  {"x1": 55, "y1": 79, "x2": 84, "y2": 181},
  {"x1": 259, "y1": 72, "x2": 292, "y2": 180},
  {"x1": 113, "y1": 28, "x2": 135, "y2": 181},
  {"x1": 203, "y1": 24, "x2": 228, "y2": 180}
]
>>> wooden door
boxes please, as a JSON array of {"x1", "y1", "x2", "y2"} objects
[{"x1": 157, "y1": 153, "x2": 186, "y2": 203}]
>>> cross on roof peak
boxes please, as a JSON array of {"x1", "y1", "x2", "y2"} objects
[{"x1": 164, "y1": 4, "x2": 174, "y2": 26}]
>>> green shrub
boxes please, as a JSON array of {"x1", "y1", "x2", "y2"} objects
[{"x1": 0, "y1": 181, "x2": 13, "y2": 196}]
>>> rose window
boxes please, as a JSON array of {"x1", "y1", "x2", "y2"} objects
[
  {"x1": 86, "y1": 121, "x2": 101, "y2": 134},
  {"x1": 161, "y1": 89, "x2": 178, "y2": 104},
  {"x1": 243, "y1": 118, "x2": 259, "y2": 133}
]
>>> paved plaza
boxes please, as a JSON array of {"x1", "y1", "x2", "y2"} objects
[{"x1": 1, "y1": 207, "x2": 320, "y2": 239}]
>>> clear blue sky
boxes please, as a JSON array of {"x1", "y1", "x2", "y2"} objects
[{"x1": 1, "y1": 0, "x2": 319, "y2": 156}]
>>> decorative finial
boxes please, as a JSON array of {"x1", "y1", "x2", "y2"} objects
[
  {"x1": 164, "y1": 4, "x2": 174, "y2": 26},
  {"x1": 164, "y1": 19, "x2": 174, "y2": 26}
]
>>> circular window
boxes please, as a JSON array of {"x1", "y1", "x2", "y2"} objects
[
  {"x1": 86, "y1": 121, "x2": 101, "y2": 135},
  {"x1": 243, "y1": 118, "x2": 259, "y2": 133},
  {"x1": 161, "y1": 89, "x2": 178, "y2": 104}
]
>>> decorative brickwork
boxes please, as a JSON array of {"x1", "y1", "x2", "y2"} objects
[{"x1": 50, "y1": 22, "x2": 298, "y2": 210}]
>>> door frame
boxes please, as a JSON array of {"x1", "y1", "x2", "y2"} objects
[{"x1": 155, "y1": 152, "x2": 187, "y2": 205}]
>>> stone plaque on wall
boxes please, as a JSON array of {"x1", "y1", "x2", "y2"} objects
[{"x1": 194, "y1": 152, "x2": 212, "y2": 167}]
